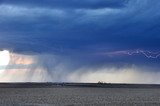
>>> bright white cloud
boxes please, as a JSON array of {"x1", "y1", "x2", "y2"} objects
[
  {"x1": 0, "y1": 51, "x2": 52, "y2": 82},
  {"x1": 0, "y1": 50, "x2": 10, "y2": 73}
]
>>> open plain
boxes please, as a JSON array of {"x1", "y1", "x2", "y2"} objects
[{"x1": 0, "y1": 83, "x2": 160, "y2": 106}]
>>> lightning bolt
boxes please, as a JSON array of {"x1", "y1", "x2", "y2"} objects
[
  {"x1": 127, "y1": 50, "x2": 160, "y2": 59},
  {"x1": 100, "y1": 49, "x2": 160, "y2": 59}
]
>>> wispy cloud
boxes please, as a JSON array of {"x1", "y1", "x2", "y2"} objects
[{"x1": 0, "y1": 4, "x2": 66, "y2": 18}]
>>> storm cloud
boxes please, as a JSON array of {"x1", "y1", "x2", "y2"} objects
[
  {"x1": 0, "y1": 0, "x2": 160, "y2": 53},
  {"x1": 0, "y1": 0, "x2": 127, "y2": 9},
  {"x1": 0, "y1": 0, "x2": 160, "y2": 82}
]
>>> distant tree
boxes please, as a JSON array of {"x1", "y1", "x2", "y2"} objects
[{"x1": 98, "y1": 81, "x2": 105, "y2": 84}]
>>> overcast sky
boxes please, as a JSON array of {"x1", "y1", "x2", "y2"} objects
[{"x1": 0, "y1": 0, "x2": 160, "y2": 82}]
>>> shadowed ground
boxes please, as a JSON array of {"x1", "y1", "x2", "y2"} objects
[{"x1": 0, "y1": 83, "x2": 160, "y2": 106}]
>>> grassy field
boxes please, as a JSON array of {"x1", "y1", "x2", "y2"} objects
[{"x1": 0, "y1": 84, "x2": 160, "y2": 106}]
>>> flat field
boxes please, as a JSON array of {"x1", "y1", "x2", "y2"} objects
[{"x1": 0, "y1": 83, "x2": 160, "y2": 106}]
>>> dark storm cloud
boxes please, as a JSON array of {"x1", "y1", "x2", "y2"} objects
[
  {"x1": 0, "y1": 0, "x2": 127, "y2": 9},
  {"x1": 1, "y1": 0, "x2": 160, "y2": 83},
  {"x1": 0, "y1": 0, "x2": 160, "y2": 58}
]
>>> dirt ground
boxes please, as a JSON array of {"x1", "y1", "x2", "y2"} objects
[{"x1": 0, "y1": 87, "x2": 160, "y2": 106}]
